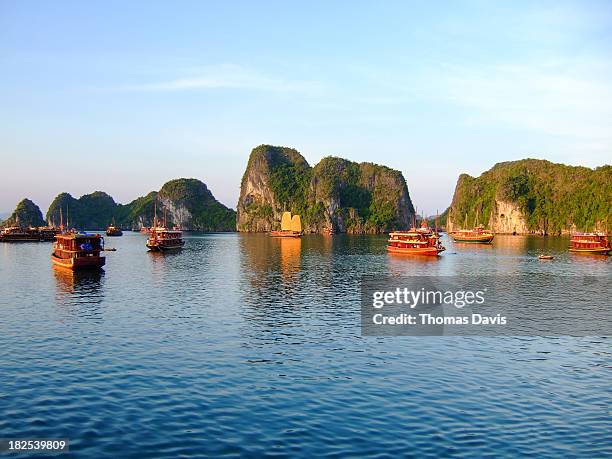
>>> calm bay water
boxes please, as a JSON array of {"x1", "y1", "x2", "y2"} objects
[{"x1": 0, "y1": 233, "x2": 610, "y2": 458}]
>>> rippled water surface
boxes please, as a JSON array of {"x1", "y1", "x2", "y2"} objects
[{"x1": 0, "y1": 233, "x2": 610, "y2": 458}]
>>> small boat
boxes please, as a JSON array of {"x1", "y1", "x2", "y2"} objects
[
  {"x1": 569, "y1": 232, "x2": 611, "y2": 254},
  {"x1": 146, "y1": 227, "x2": 184, "y2": 251},
  {"x1": 105, "y1": 223, "x2": 123, "y2": 237},
  {"x1": 52, "y1": 232, "x2": 106, "y2": 270},
  {"x1": 270, "y1": 211, "x2": 302, "y2": 238},
  {"x1": 449, "y1": 210, "x2": 495, "y2": 243},
  {"x1": 538, "y1": 255, "x2": 554, "y2": 260}
]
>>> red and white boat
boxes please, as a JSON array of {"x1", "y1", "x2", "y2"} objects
[
  {"x1": 387, "y1": 229, "x2": 446, "y2": 256},
  {"x1": 569, "y1": 232, "x2": 610, "y2": 254}
]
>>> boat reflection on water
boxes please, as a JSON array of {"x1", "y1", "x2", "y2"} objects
[
  {"x1": 53, "y1": 266, "x2": 105, "y2": 314},
  {"x1": 386, "y1": 249, "x2": 441, "y2": 275},
  {"x1": 239, "y1": 234, "x2": 303, "y2": 293},
  {"x1": 488, "y1": 234, "x2": 528, "y2": 254},
  {"x1": 278, "y1": 237, "x2": 301, "y2": 282},
  {"x1": 452, "y1": 241, "x2": 494, "y2": 251}
]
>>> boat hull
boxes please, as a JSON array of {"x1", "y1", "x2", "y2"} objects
[
  {"x1": 0, "y1": 235, "x2": 43, "y2": 242},
  {"x1": 386, "y1": 246, "x2": 444, "y2": 256},
  {"x1": 51, "y1": 254, "x2": 106, "y2": 270},
  {"x1": 146, "y1": 241, "x2": 185, "y2": 251},
  {"x1": 270, "y1": 230, "x2": 302, "y2": 238},
  {"x1": 450, "y1": 234, "x2": 494, "y2": 243},
  {"x1": 569, "y1": 247, "x2": 611, "y2": 254}
]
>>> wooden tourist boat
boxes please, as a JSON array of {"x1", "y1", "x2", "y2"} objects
[
  {"x1": 146, "y1": 202, "x2": 185, "y2": 251},
  {"x1": 569, "y1": 232, "x2": 611, "y2": 254},
  {"x1": 387, "y1": 229, "x2": 446, "y2": 256},
  {"x1": 449, "y1": 211, "x2": 494, "y2": 243},
  {"x1": 0, "y1": 226, "x2": 42, "y2": 242},
  {"x1": 146, "y1": 227, "x2": 184, "y2": 251},
  {"x1": 52, "y1": 232, "x2": 106, "y2": 270},
  {"x1": 105, "y1": 223, "x2": 123, "y2": 236},
  {"x1": 450, "y1": 225, "x2": 495, "y2": 243},
  {"x1": 388, "y1": 213, "x2": 446, "y2": 256},
  {"x1": 0, "y1": 226, "x2": 61, "y2": 242},
  {"x1": 538, "y1": 254, "x2": 554, "y2": 260},
  {"x1": 270, "y1": 211, "x2": 302, "y2": 238}
]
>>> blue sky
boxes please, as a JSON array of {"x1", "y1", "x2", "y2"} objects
[{"x1": 1, "y1": 0, "x2": 611, "y2": 215}]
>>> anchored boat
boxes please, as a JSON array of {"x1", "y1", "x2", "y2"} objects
[
  {"x1": 387, "y1": 229, "x2": 446, "y2": 256},
  {"x1": 106, "y1": 222, "x2": 123, "y2": 236},
  {"x1": 52, "y1": 232, "x2": 106, "y2": 270},
  {"x1": 0, "y1": 226, "x2": 61, "y2": 242},
  {"x1": 569, "y1": 232, "x2": 611, "y2": 254},
  {"x1": 145, "y1": 202, "x2": 184, "y2": 251},
  {"x1": 449, "y1": 211, "x2": 494, "y2": 243},
  {"x1": 270, "y1": 211, "x2": 302, "y2": 238},
  {"x1": 387, "y1": 213, "x2": 445, "y2": 256},
  {"x1": 146, "y1": 227, "x2": 184, "y2": 251},
  {"x1": 450, "y1": 225, "x2": 495, "y2": 243}
]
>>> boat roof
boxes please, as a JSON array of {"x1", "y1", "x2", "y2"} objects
[
  {"x1": 56, "y1": 232, "x2": 102, "y2": 239},
  {"x1": 151, "y1": 227, "x2": 182, "y2": 234}
]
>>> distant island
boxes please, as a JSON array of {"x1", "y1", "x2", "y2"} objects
[
  {"x1": 445, "y1": 159, "x2": 612, "y2": 235},
  {"x1": 237, "y1": 145, "x2": 415, "y2": 234},
  {"x1": 3, "y1": 152, "x2": 610, "y2": 236},
  {"x1": 2, "y1": 178, "x2": 236, "y2": 231}
]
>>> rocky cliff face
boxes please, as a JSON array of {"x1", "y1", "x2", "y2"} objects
[
  {"x1": 237, "y1": 145, "x2": 414, "y2": 233},
  {"x1": 156, "y1": 179, "x2": 236, "y2": 231},
  {"x1": 46, "y1": 179, "x2": 235, "y2": 231},
  {"x1": 2, "y1": 198, "x2": 46, "y2": 227},
  {"x1": 237, "y1": 145, "x2": 309, "y2": 232},
  {"x1": 446, "y1": 159, "x2": 612, "y2": 235}
]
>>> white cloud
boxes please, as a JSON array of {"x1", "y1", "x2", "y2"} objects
[
  {"x1": 122, "y1": 64, "x2": 320, "y2": 93},
  {"x1": 435, "y1": 59, "x2": 612, "y2": 145}
]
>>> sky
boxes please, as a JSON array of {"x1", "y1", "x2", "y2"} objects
[{"x1": 1, "y1": 0, "x2": 611, "y2": 216}]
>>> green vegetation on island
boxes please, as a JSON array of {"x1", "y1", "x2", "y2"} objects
[
  {"x1": 2, "y1": 199, "x2": 47, "y2": 227},
  {"x1": 446, "y1": 159, "x2": 612, "y2": 234},
  {"x1": 43, "y1": 178, "x2": 236, "y2": 231},
  {"x1": 237, "y1": 145, "x2": 414, "y2": 233}
]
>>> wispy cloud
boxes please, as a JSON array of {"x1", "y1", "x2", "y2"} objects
[
  {"x1": 121, "y1": 64, "x2": 320, "y2": 93},
  {"x1": 431, "y1": 59, "x2": 612, "y2": 147}
]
